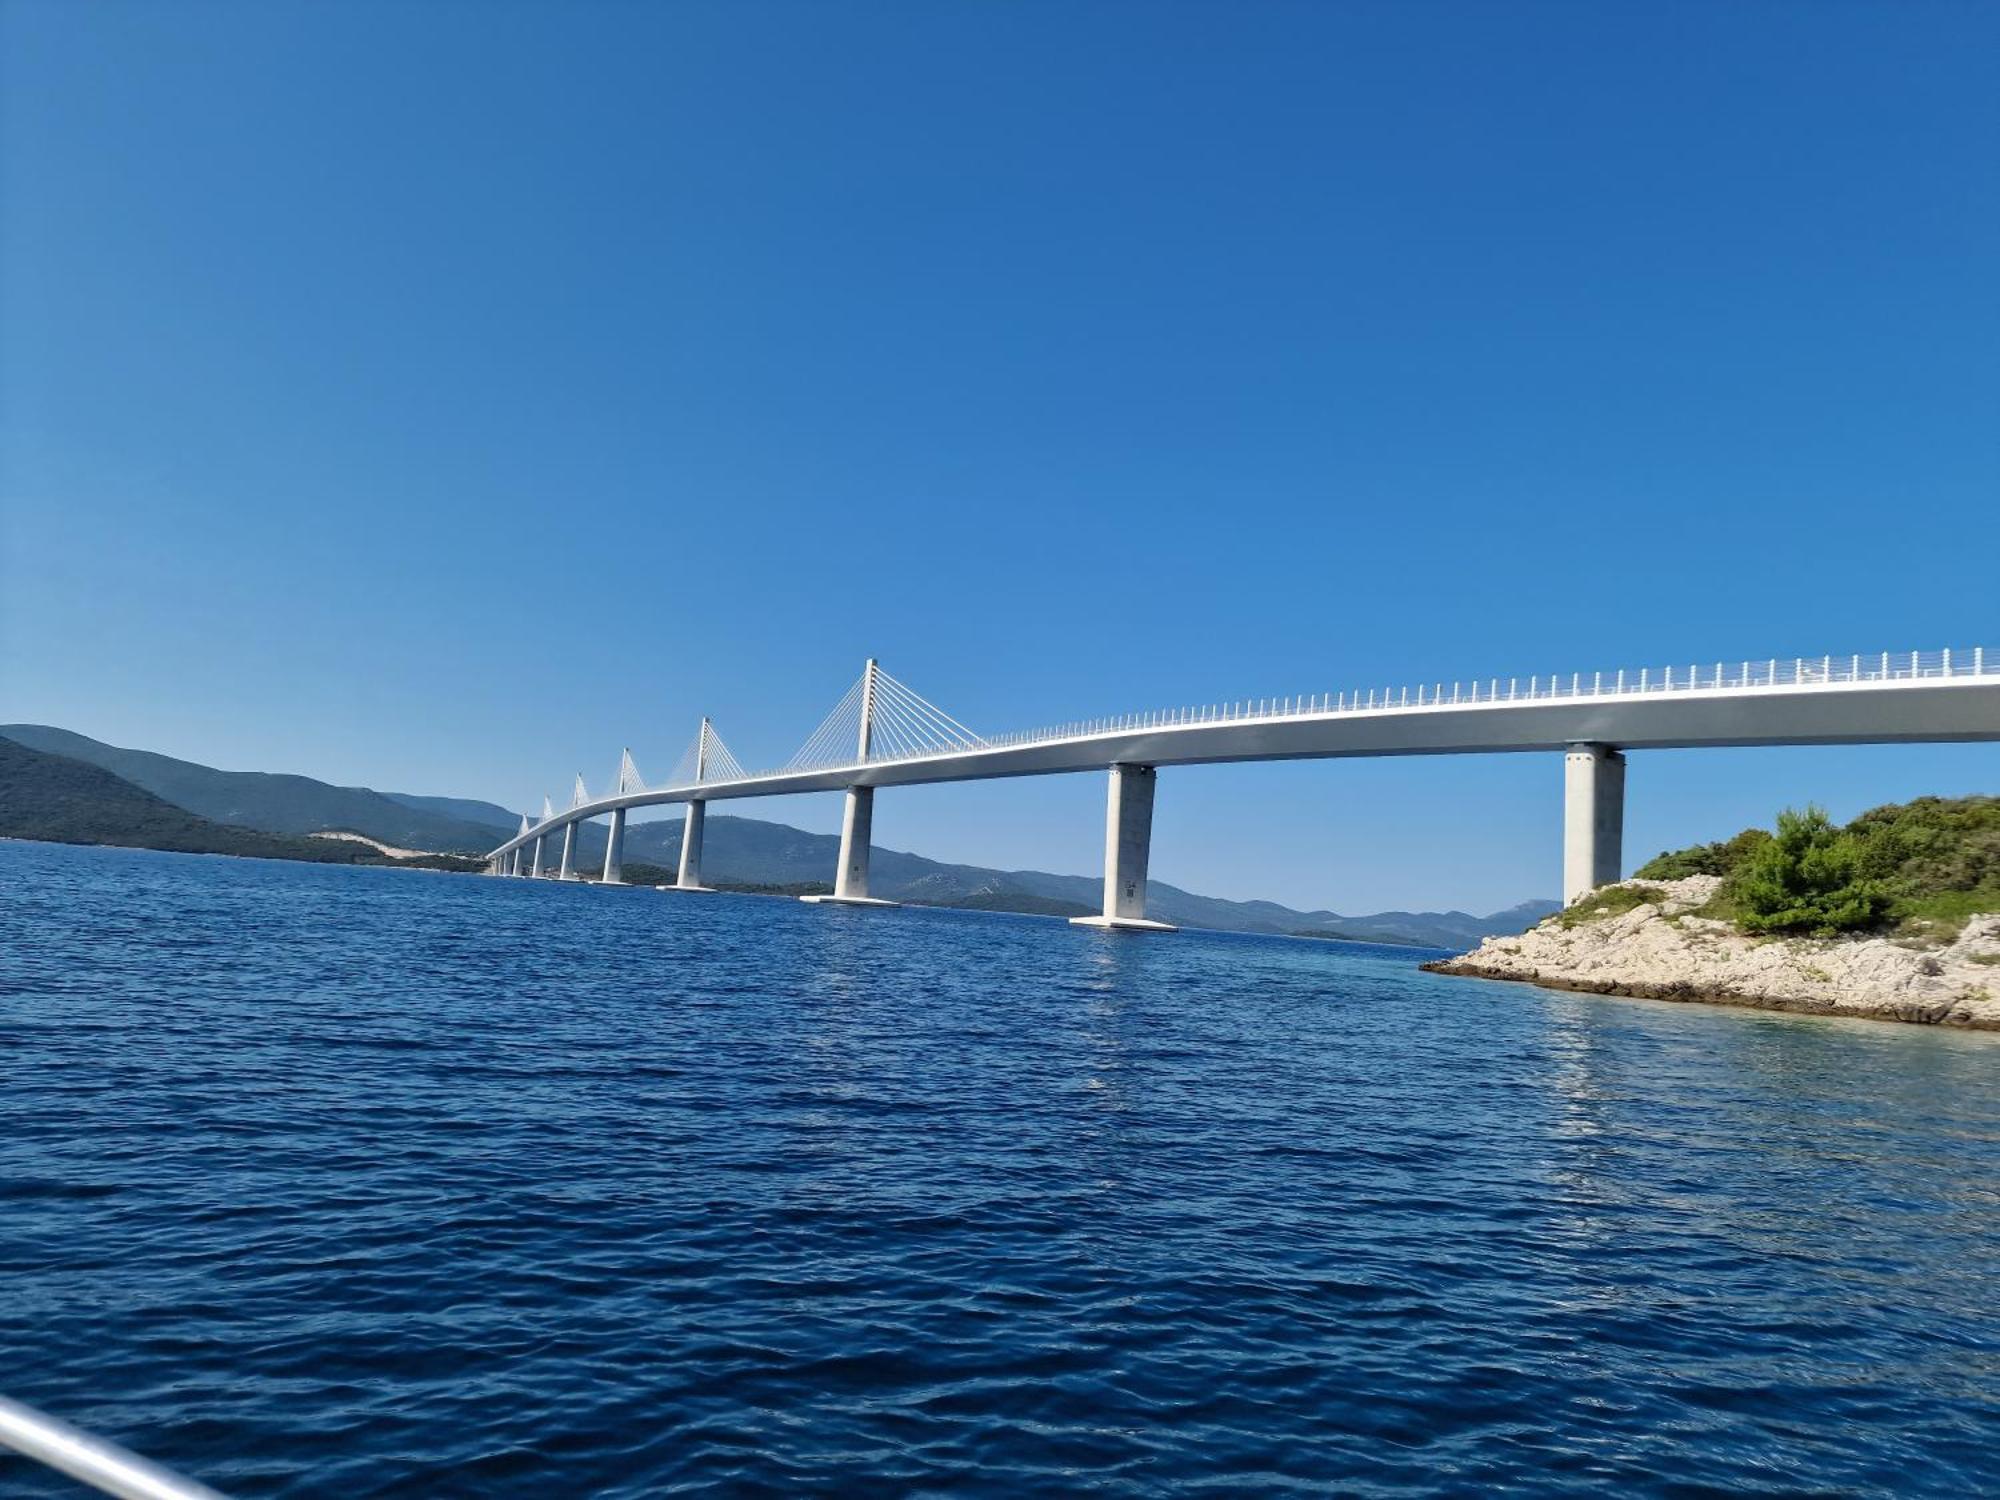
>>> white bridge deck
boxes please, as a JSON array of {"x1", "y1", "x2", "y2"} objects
[{"x1": 489, "y1": 649, "x2": 2000, "y2": 862}]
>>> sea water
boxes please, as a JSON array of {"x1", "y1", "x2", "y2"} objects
[{"x1": 2, "y1": 840, "x2": 1994, "y2": 1496}]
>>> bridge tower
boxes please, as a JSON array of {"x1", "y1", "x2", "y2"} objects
[
  {"x1": 602, "y1": 753, "x2": 631, "y2": 885},
  {"x1": 803, "y1": 658, "x2": 899, "y2": 907},
  {"x1": 602, "y1": 808, "x2": 626, "y2": 884},
  {"x1": 1563, "y1": 742, "x2": 1626, "y2": 904},
  {"x1": 559, "y1": 774, "x2": 585, "y2": 879},
  {"x1": 674, "y1": 718, "x2": 714, "y2": 892},
  {"x1": 531, "y1": 797, "x2": 553, "y2": 877},
  {"x1": 1071, "y1": 764, "x2": 1177, "y2": 931}
]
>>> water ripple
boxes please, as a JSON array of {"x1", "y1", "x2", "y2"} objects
[{"x1": 2, "y1": 842, "x2": 1996, "y2": 1496}]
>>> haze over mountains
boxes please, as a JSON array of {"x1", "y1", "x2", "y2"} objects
[{"x1": 1, "y1": 724, "x2": 1556, "y2": 945}]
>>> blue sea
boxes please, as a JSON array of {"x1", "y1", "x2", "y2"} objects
[{"x1": 2, "y1": 840, "x2": 1995, "y2": 1497}]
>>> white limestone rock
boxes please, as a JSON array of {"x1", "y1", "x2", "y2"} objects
[{"x1": 1428, "y1": 877, "x2": 2000, "y2": 1030}]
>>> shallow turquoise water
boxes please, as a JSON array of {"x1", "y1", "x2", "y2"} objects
[{"x1": 2, "y1": 840, "x2": 1995, "y2": 1496}]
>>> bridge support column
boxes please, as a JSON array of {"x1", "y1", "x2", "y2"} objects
[
  {"x1": 531, "y1": 835, "x2": 546, "y2": 878},
  {"x1": 602, "y1": 807, "x2": 626, "y2": 885},
  {"x1": 802, "y1": 786, "x2": 897, "y2": 907},
  {"x1": 558, "y1": 820, "x2": 578, "y2": 880},
  {"x1": 671, "y1": 801, "x2": 711, "y2": 891},
  {"x1": 508, "y1": 846, "x2": 522, "y2": 877},
  {"x1": 1563, "y1": 743, "x2": 1625, "y2": 904},
  {"x1": 1071, "y1": 764, "x2": 1177, "y2": 932}
]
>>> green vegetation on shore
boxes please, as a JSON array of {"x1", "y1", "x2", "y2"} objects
[
  {"x1": 1627, "y1": 795, "x2": 1999, "y2": 939},
  {"x1": 0, "y1": 738, "x2": 481, "y2": 871},
  {"x1": 1556, "y1": 883, "x2": 1670, "y2": 928}
]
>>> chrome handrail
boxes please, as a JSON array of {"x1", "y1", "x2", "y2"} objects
[{"x1": 0, "y1": 1395, "x2": 231, "y2": 1500}]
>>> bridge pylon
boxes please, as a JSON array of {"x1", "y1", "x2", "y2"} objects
[
  {"x1": 803, "y1": 659, "x2": 899, "y2": 907},
  {"x1": 667, "y1": 718, "x2": 717, "y2": 892},
  {"x1": 1071, "y1": 764, "x2": 1177, "y2": 932},
  {"x1": 1563, "y1": 743, "x2": 1626, "y2": 904},
  {"x1": 602, "y1": 808, "x2": 626, "y2": 884},
  {"x1": 531, "y1": 797, "x2": 553, "y2": 877},
  {"x1": 558, "y1": 818, "x2": 579, "y2": 880}
]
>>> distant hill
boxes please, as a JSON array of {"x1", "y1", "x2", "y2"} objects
[
  {"x1": 0, "y1": 724, "x2": 1556, "y2": 944},
  {"x1": 0, "y1": 737, "x2": 381, "y2": 863},
  {"x1": 607, "y1": 814, "x2": 1556, "y2": 944},
  {"x1": 1, "y1": 725, "x2": 506, "y2": 853},
  {"x1": 380, "y1": 789, "x2": 520, "y2": 832}
]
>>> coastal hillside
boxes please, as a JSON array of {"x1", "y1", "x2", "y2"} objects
[
  {"x1": 1429, "y1": 797, "x2": 2000, "y2": 1028},
  {"x1": 1, "y1": 724, "x2": 1556, "y2": 944},
  {"x1": 1, "y1": 724, "x2": 506, "y2": 853},
  {"x1": 0, "y1": 738, "x2": 444, "y2": 865},
  {"x1": 606, "y1": 817, "x2": 1556, "y2": 943}
]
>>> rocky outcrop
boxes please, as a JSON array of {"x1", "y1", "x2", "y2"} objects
[{"x1": 1424, "y1": 876, "x2": 2000, "y2": 1029}]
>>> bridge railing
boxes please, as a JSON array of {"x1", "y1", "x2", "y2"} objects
[
  {"x1": 529, "y1": 647, "x2": 1996, "y2": 815},
  {"x1": 963, "y1": 645, "x2": 1998, "y2": 756}
]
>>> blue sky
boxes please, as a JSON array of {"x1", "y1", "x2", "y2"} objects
[{"x1": 3, "y1": 0, "x2": 1995, "y2": 914}]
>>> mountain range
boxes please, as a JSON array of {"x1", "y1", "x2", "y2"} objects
[{"x1": 0, "y1": 723, "x2": 1555, "y2": 946}]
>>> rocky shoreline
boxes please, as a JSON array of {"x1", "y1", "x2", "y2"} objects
[{"x1": 1423, "y1": 876, "x2": 2000, "y2": 1030}]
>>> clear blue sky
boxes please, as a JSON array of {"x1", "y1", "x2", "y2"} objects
[{"x1": 3, "y1": 0, "x2": 1995, "y2": 914}]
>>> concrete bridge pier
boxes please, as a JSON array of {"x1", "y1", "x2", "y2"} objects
[
  {"x1": 531, "y1": 835, "x2": 546, "y2": 878},
  {"x1": 1563, "y1": 742, "x2": 1626, "y2": 904},
  {"x1": 602, "y1": 807, "x2": 626, "y2": 885},
  {"x1": 671, "y1": 801, "x2": 712, "y2": 891},
  {"x1": 1071, "y1": 764, "x2": 1177, "y2": 931},
  {"x1": 802, "y1": 785, "x2": 897, "y2": 907},
  {"x1": 558, "y1": 820, "x2": 578, "y2": 880},
  {"x1": 508, "y1": 846, "x2": 522, "y2": 877},
  {"x1": 802, "y1": 662, "x2": 897, "y2": 908}
]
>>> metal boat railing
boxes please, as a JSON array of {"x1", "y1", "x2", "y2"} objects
[{"x1": 0, "y1": 1395, "x2": 231, "y2": 1500}]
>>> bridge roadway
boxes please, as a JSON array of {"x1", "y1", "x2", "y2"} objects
[{"x1": 486, "y1": 651, "x2": 2000, "y2": 930}]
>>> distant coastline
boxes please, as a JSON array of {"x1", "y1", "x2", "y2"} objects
[{"x1": 1, "y1": 724, "x2": 1555, "y2": 945}]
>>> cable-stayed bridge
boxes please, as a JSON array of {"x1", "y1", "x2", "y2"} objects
[{"x1": 488, "y1": 649, "x2": 2000, "y2": 929}]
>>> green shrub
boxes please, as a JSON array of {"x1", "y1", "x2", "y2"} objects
[
  {"x1": 1557, "y1": 883, "x2": 1669, "y2": 927},
  {"x1": 1635, "y1": 826, "x2": 1772, "y2": 880},
  {"x1": 1732, "y1": 805, "x2": 1889, "y2": 936},
  {"x1": 1637, "y1": 795, "x2": 1998, "y2": 941},
  {"x1": 1896, "y1": 885, "x2": 2000, "y2": 933}
]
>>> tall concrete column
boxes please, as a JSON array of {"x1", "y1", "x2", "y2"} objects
[
  {"x1": 508, "y1": 846, "x2": 522, "y2": 877},
  {"x1": 835, "y1": 786, "x2": 873, "y2": 898},
  {"x1": 1071, "y1": 764, "x2": 1177, "y2": 931},
  {"x1": 557, "y1": 820, "x2": 578, "y2": 880},
  {"x1": 675, "y1": 801, "x2": 710, "y2": 890},
  {"x1": 802, "y1": 660, "x2": 896, "y2": 908},
  {"x1": 531, "y1": 835, "x2": 546, "y2": 878},
  {"x1": 602, "y1": 807, "x2": 626, "y2": 885},
  {"x1": 1563, "y1": 743, "x2": 1626, "y2": 904},
  {"x1": 802, "y1": 785, "x2": 897, "y2": 906}
]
